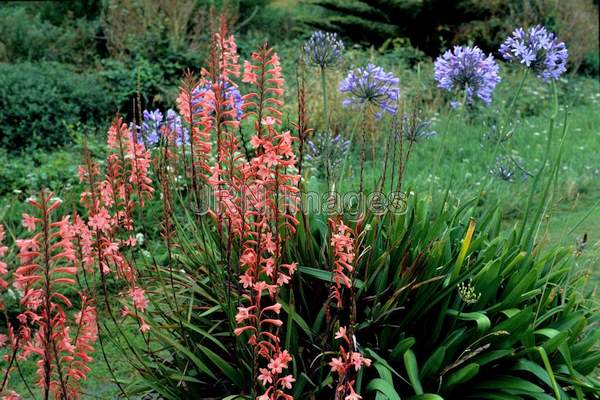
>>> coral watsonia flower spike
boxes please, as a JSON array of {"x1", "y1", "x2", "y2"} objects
[
  {"x1": 242, "y1": 42, "x2": 286, "y2": 138},
  {"x1": 2, "y1": 190, "x2": 98, "y2": 400},
  {"x1": 0, "y1": 224, "x2": 8, "y2": 295},
  {"x1": 223, "y1": 41, "x2": 297, "y2": 400}
]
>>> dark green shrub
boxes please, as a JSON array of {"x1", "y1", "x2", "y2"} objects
[
  {"x1": 0, "y1": 5, "x2": 99, "y2": 66},
  {"x1": 0, "y1": 62, "x2": 113, "y2": 150},
  {"x1": 97, "y1": 58, "x2": 172, "y2": 113}
]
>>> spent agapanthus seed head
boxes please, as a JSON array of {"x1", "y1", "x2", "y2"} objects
[
  {"x1": 434, "y1": 46, "x2": 501, "y2": 106},
  {"x1": 304, "y1": 30, "x2": 344, "y2": 68},
  {"x1": 339, "y1": 63, "x2": 400, "y2": 119},
  {"x1": 396, "y1": 111, "x2": 437, "y2": 143},
  {"x1": 305, "y1": 132, "x2": 351, "y2": 180},
  {"x1": 499, "y1": 25, "x2": 568, "y2": 82}
]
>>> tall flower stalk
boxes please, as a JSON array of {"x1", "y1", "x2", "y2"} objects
[
  {"x1": 327, "y1": 220, "x2": 371, "y2": 400},
  {"x1": 2, "y1": 191, "x2": 97, "y2": 400},
  {"x1": 304, "y1": 31, "x2": 344, "y2": 187},
  {"x1": 338, "y1": 64, "x2": 399, "y2": 192}
]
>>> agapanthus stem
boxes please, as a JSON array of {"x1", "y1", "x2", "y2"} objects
[
  {"x1": 338, "y1": 110, "x2": 363, "y2": 190},
  {"x1": 321, "y1": 67, "x2": 329, "y2": 132},
  {"x1": 518, "y1": 81, "x2": 560, "y2": 248},
  {"x1": 321, "y1": 67, "x2": 333, "y2": 187},
  {"x1": 505, "y1": 69, "x2": 529, "y2": 124}
]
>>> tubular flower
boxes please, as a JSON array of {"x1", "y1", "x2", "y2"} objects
[
  {"x1": 7, "y1": 191, "x2": 97, "y2": 400},
  {"x1": 228, "y1": 43, "x2": 298, "y2": 400},
  {"x1": 177, "y1": 72, "x2": 214, "y2": 186},
  {"x1": 213, "y1": 23, "x2": 241, "y2": 83},
  {"x1": 329, "y1": 326, "x2": 371, "y2": 400},
  {"x1": 0, "y1": 224, "x2": 8, "y2": 293},
  {"x1": 77, "y1": 122, "x2": 151, "y2": 333},
  {"x1": 242, "y1": 43, "x2": 286, "y2": 129},
  {"x1": 434, "y1": 46, "x2": 501, "y2": 106},
  {"x1": 339, "y1": 63, "x2": 399, "y2": 119},
  {"x1": 304, "y1": 30, "x2": 344, "y2": 68},
  {"x1": 329, "y1": 220, "x2": 355, "y2": 307},
  {"x1": 499, "y1": 25, "x2": 568, "y2": 82},
  {"x1": 192, "y1": 80, "x2": 244, "y2": 122}
]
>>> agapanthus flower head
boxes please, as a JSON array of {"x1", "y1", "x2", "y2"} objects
[
  {"x1": 137, "y1": 108, "x2": 188, "y2": 147},
  {"x1": 434, "y1": 46, "x2": 501, "y2": 106},
  {"x1": 499, "y1": 25, "x2": 568, "y2": 82},
  {"x1": 165, "y1": 109, "x2": 189, "y2": 146},
  {"x1": 339, "y1": 63, "x2": 400, "y2": 119},
  {"x1": 304, "y1": 30, "x2": 344, "y2": 68},
  {"x1": 142, "y1": 109, "x2": 163, "y2": 146}
]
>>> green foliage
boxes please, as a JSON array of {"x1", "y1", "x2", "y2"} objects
[
  {"x1": 300, "y1": 0, "x2": 599, "y2": 66},
  {"x1": 0, "y1": 63, "x2": 113, "y2": 151},
  {"x1": 0, "y1": 126, "x2": 104, "y2": 196},
  {"x1": 97, "y1": 58, "x2": 172, "y2": 112},
  {"x1": 300, "y1": 0, "x2": 487, "y2": 54},
  {"x1": 0, "y1": 5, "x2": 99, "y2": 65},
  {"x1": 121, "y1": 193, "x2": 600, "y2": 398}
]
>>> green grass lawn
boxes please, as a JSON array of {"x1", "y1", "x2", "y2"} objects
[{"x1": 330, "y1": 100, "x2": 600, "y2": 266}]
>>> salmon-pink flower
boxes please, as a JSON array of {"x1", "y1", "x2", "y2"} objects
[
  {"x1": 261, "y1": 303, "x2": 281, "y2": 315},
  {"x1": 129, "y1": 287, "x2": 149, "y2": 312},
  {"x1": 258, "y1": 368, "x2": 273, "y2": 385},
  {"x1": 239, "y1": 273, "x2": 254, "y2": 288},
  {"x1": 140, "y1": 322, "x2": 151, "y2": 333},
  {"x1": 242, "y1": 60, "x2": 258, "y2": 84},
  {"x1": 279, "y1": 374, "x2": 295, "y2": 389},
  {"x1": 234, "y1": 326, "x2": 257, "y2": 336},
  {"x1": 345, "y1": 385, "x2": 362, "y2": 400},
  {"x1": 88, "y1": 208, "x2": 112, "y2": 232},
  {"x1": 240, "y1": 248, "x2": 257, "y2": 267},
  {"x1": 21, "y1": 213, "x2": 37, "y2": 231},
  {"x1": 2, "y1": 391, "x2": 21, "y2": 400},
  {"x1": 329, "y1": 357, "x2": 344, "y2": 373},
  {"x1": 330, "y1": 220, "x2": 356, "y2": 306},
  {"x1": 350, "y1": 352, "x2": 371, "y2": 371},
  {"x1": 7, "y1": 191, "x2": 97, "y2": 400},
  {"x1": 256, "y1": 392, "x2": 270, "y2": 400},
  {"x1": 0, "y1": 333, "x2": 8, "y2": 347},
  {"x1": 235, "y1": 306, "x2": 256, "y2": 323},
  {"x1": 267, "y1": 354, "x2": 286, "y2": 374},
  {"x1": 335, "y1": 326, "x2": 347, "y2": 341}
]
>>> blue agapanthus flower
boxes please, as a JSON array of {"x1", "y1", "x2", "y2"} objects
[
  {"x1": 142, "y1": 109, "x2": 163, "y2": 146},
  {"x1": 165, "y1": 109, "x2": 189, "y2": 146},
  {"x1": 138, "y1": 108, "x2": 188, "y2": 147},
  {"x1": 499, "y1": 25, "x2": 568, "y2": 82},
  {"x1": 434, "y1": 46, "x2": 501, "y2": 106},
  {"x1": 339, "y1": 63, "x2": 400, "y2": 119},
  {"x1": 192, "y1": 80, "x2": 244, "y2": 121},
  {"x1": 304, "y1": 31, "x2": 344, "y2": 68}
]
